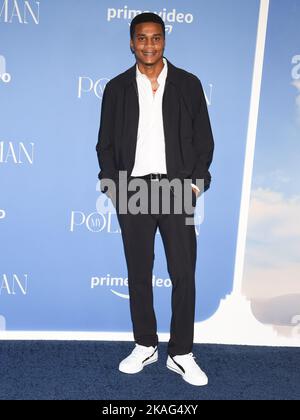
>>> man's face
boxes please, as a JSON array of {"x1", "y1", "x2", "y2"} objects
[{"x1": 130, "y1": 22, "x2": 165, "y2": 66}]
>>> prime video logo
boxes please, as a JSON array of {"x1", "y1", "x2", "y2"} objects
[
  {"x1": 0, "y1": 55, "x2": 11, "y2": 83},
  {"x1": 107, "y1": 6, "x2": 194, "y2": 34},
  {"x1": 91, "y1": 274, "x2": 171, "y2": 299}
]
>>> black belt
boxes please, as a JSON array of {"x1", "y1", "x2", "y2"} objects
[{"x1": 133, "y1": 173, "x2": 168, "y2": 181}]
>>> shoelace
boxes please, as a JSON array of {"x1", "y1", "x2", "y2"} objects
[
  {"x1": 188, "y1": 352, "x2": 197, "y2": 362},
  {"x1": 131, "y1": 345, "x2": 154, "y2": 359},
  {"x1": 180, "y1": 352, "x2": 203, "y2": 370}
]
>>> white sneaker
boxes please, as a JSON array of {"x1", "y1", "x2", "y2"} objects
[
  {"x1": 119, "y1": 344, "x2": 158, "y2": 374},
  {"x1": 167, "y1": 352, "x2": 208, "y2": 386}
]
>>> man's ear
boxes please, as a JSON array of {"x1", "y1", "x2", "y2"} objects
[{"x1": 130, "y1": 40, "x2": 134, "y2": 54}]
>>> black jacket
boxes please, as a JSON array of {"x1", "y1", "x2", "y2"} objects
[{"x1": 96, "y1": 57, "x2": 214, "y2": 193}]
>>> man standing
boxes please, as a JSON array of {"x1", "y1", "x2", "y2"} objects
[{"x1": 96, "y1": 12, "x2": 214, "y2": 387}]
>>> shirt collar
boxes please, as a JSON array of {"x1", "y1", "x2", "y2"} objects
[{"x1": 136, "y1": 57, "x2": 168, "y2": 83}]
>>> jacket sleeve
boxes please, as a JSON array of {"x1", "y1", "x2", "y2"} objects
[
  {"x1": 96, "y1": 82, "x2": 118, "y2": 193},
  {"x1": 190, "y1": 76, "x2": 214, "y2": 193}
]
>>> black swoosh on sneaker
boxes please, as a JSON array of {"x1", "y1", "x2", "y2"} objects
[
  {"x1": 142, "y1": 347, "x2": 158, "y2": 364},
  {"x1": 170, "y1": 355, "x2": 185, "y2": 374}
]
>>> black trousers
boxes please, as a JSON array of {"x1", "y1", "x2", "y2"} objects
[{"x1": 115, "y1": 178, "x2": 197, "y2": 357}]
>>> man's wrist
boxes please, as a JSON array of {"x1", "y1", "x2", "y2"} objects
[{"x1": 191, "y1": 183, "x2": 200, "y2": 192}]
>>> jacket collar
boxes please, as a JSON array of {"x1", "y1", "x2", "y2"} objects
[{"x1": 124, "y1": 56, "x2": 180, "y2": 87}]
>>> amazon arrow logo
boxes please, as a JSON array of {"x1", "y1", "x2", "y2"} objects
[{"x1": 110, "y1": 289, "x2": 129, "y2": 299}]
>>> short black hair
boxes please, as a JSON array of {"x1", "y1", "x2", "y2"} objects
[{"x1": 130, "y1": 12, "x2": 165, "y2": 40}]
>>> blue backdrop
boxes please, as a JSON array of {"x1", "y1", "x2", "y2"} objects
[{"x1": 0, "y1": 0, "x2": 260, "y2": 332}]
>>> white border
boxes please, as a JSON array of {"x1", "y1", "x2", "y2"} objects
[
  {"x1": 233, "y1": 0, "x2": 270, "y2": 295},
  {"x1": 0, "y1": 331, "x2": 170, "y2": 342}
]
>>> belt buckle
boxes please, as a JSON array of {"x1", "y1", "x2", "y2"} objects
[{"x1": 151, "y1": 173, "x2": 160, "y2": 181}]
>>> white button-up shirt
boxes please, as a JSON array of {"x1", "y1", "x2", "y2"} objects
[
  {"x1": 130, "y1": 57, "x2": 199, "y2": 192},
  {"x1": 131, "y1": 57, "x2": 168, "y2": 176}
]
